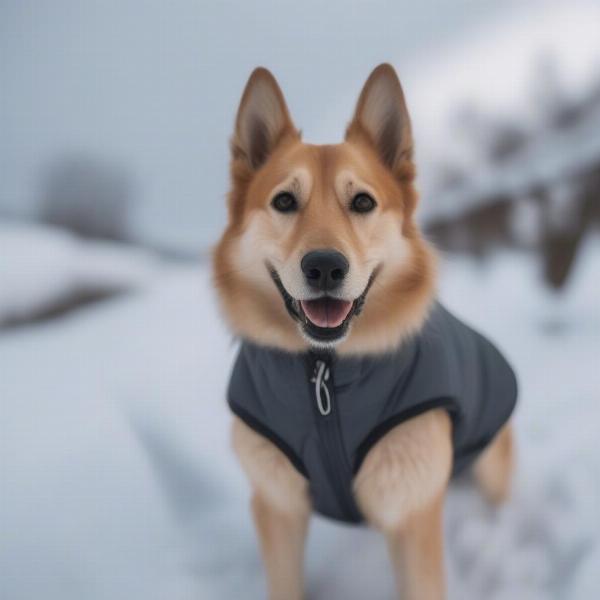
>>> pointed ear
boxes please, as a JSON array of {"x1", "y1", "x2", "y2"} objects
[
  {"x1": 346, "y1": 64, "x2": 413, "y2": 171},
  {"x1": 232, "y1": 68, "x2": 298, "y2": 171}
]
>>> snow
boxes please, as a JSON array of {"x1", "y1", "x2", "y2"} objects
[
  {"x1": 407, "y1": 1, "x2": 600, "y2": 173},
  {"x1": 0, "y1": 223, "x2": 168, "y2": 325},
  {"x1": 1, "y1": 227, "x2": 599, "y2": 599},
  {"x1": 439, "y1": 236, "x2": 600, "y2": 599}
]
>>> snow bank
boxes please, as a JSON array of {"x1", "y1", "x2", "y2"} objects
[{"x1": 0, "y1": 223, "x2": 168, "y2": 326}]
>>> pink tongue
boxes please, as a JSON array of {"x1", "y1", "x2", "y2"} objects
[{"x1": 300, "y1": 298, "x2": 353, "y2": 328}]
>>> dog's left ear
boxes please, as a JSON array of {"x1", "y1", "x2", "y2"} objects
[{"x1": 346, "y1": 64, "x2": 413, "y2": 171}]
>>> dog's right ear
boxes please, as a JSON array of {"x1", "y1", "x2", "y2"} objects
[{"x1": 232, "y1": 68, "x2": 298, "y2": 171}]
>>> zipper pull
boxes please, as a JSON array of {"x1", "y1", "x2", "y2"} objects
[{"x1": 311, "y1": 359, "x2": 331, "y2": 416}]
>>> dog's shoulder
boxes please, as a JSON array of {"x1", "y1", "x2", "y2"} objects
[
  {"x1": 231, "y1": 415, "x2": 310, "y2": 515},
  {"x1": 354, "y1": 408, "x2": 452, "y2": 531}
]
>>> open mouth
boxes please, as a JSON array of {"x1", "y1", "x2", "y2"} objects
[
  {"x1": 268, "y1": 268, "x2": 376, "y2": 344},
  {"x1": 300, "y1": 298, "x2": 353, "y2": 329}
]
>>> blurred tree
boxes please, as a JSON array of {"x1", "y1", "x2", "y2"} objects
[
  {"x1": 541, "y1": 169, "x2": 600, "y2": 290},
  {"x1": 533, "y1": 54, "x2": 589, "y2": 130},
  {"x1": 426, "y1": 65, "x2": 600, "y2": 293},
  {"x1": 453, "y1": 104, "x2": 529, "y2": 163}
]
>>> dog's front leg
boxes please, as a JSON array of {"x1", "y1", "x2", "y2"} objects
[
  {"x1": 354, "y1": 409, "x2": 452, "y2": 600},
  {"x1": 251, "y1": 492, "x2": 309, "y2": 600},
  {"x1": 384, "y1": 493, "x2": 446, "y2": 600},
  {"x1": 232, "y1": 417, "x2": 310, "y2": 600}
]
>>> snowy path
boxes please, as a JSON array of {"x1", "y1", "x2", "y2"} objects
[{"x1": 1, "y1": 232, "x2": 598, "y2": 599}]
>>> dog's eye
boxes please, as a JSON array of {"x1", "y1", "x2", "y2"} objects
[
  {"x1": 351, "y1": 193, "x2": 376, "y2": 213},
  {"x1": 271, "y1": 192, "x2": 298, "y2": 213}
]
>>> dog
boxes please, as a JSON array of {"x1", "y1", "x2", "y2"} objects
[{"x1": 213, "y1": 64, "x2": 517, "y2": 600}]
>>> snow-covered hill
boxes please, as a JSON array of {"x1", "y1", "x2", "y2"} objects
[
  {"x1": 1, "y1": 226, "x2": 598, "y2": 599},
  {"x1": 0, "y1": 223, "x2": 169, "y2": 326}
]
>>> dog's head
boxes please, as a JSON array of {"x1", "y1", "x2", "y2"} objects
[{"x1": 213, "y1": 64, "x2": 436, "y2": 355}]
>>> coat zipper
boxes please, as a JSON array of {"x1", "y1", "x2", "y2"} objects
[{"x1": 308, "y1": 354, "x2": 361, "y2": 522}]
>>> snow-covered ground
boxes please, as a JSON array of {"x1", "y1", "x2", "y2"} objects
[
  {"x1": 1, "y1": 225, "x2": 599, "y2": 599},
  {"x1": 0, "y1": 223, "x2": 168, "y2": 326}
]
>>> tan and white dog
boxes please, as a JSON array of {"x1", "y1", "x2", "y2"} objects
[{"x1": 213, "y1": 64, "x2": 514, "y2": 600}]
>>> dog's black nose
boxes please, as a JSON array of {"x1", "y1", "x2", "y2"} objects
[{"x1": 301, "y1": 250, "x2": 349, "y2": 291}]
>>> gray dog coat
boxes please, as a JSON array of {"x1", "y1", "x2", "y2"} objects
[{"x1": 227, "y1": 302, "x2": 517, "y2": 523}]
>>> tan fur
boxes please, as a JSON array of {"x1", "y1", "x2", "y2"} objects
[
  {"x1": 232, "y1": 417, "x2": 310, "y2": 516},
  {"x1": 385, "y1": 492, "x2": 447, "y2": 600},
  {"x1": 473, "y1": 423, "x2": 515, "y2": 505},
  {"x1": 215, "y1": 64, "x2": 516, "y2": 599},
  {"x1": 354, "y1": 409, "x2": 452, "y2": 532},
  {"x1": 213, "y1": 64, "x2": 436, "y2": 356},
  {"x1": 232, "y1": 417, "x2": 310, "y2": 600},
  {"x1": 251, "y1": 493, "x2": 309, "y2": 600},
  {"x1": 213, "y1": 138, "x2": 436, "y2": 354},
  {"x1": 354, "y1": 409, "x2": 451, "y2": 600}
]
